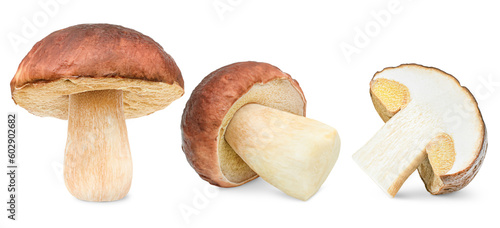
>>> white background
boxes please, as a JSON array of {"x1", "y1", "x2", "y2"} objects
[{"x1": 1, "y1": 0, "x2": 499, "y2": 227}]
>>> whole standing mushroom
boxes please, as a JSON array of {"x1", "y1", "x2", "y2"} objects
[
  {"x1": 182, "y1": 62, "x2": 340, "y2": 201},
  {"x1": 353, "y1": 64, "x2": 487, "y2": 197},
  {"x1": 10, "y1": 24, "x2": 184, "y2": 201}
]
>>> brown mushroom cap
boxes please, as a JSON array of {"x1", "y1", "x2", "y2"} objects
[
  {"x1": 181, "y1": 62, "x2": 306, "y2": 187},
  {"x1": 10, "y1": 23, "x2": 184, "y2": 119}
]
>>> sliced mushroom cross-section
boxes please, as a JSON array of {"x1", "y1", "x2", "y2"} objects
[{"x1": 353, "y1": 64, "x2": 487, "y2": 197}]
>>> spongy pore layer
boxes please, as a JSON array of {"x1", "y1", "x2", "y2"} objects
[{"x1": 12, "y1": 77, "x2": 184, "y2": 119}]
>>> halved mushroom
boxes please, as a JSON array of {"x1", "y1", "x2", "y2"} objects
[
  {"x1": 353, "y1": 64, "x2": 487, "y2": 197},
  {"x1": 182, "y1": 61, "x2": 340, "y2": 200},
  {"x1": 10, "y1": 24, "x2": 184, "y2": 201}
]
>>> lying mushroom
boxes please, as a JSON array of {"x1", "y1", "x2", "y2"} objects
[
  {"x1": 182, "y1": 62, "x2": 340, "y2": 200},
  {"x1": 10, "y1": 24, "x2": 184, "y2": 201},
  {"x1": 353, "y1": 64, "x2": 487, "y2": 197}
]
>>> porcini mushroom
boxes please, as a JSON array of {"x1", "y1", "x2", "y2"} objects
[
  {"x1": 353, "y1": 64, "x2": 487, "y2": 197},
  {"x1": 181, "y1": 62, "x2": 340, "y2": 201},
  {"x1": 10, "y1": 24, "x2": 184, "y2": 201}
]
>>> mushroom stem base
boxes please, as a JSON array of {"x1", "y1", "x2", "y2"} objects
[
  {"x1": 64, "y1": 89, "x2": 132, "y2": 202},
  {"x1": 352, "y1": 102, "x2": 441, "y2": 197},
  {"x1": 225, "y1": 104, "x2": 340, "y2": 201}
]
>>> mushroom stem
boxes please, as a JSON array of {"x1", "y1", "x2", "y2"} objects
[
  {"x1": 224, "y1": 104, "x2": 340, "y2": 200},
  {"x1": 352, "y1": 102, "x2": 445, "y2": 197},
  {"x1": 64, "y1": 89, "x2": 132, "y2": 201}
]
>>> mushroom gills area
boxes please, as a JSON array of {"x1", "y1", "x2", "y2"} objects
[
  {"x1": 370, "y1": 78, "x2": 410, "y2": 122},
  {"x1": 224, "y1": 104, "x2": 340, "y2": 201},
  {"x1": 64, "y1": 89, "x2": 132, "y2": 202},
  {"x1": 352, "y1": 102, "x2": 456, "y2": 197}
]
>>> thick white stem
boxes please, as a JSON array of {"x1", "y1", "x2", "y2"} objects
[
  {"x1": 64, "y1": 90, "x2": 132, "y2": 201},
  {"x1": 225, "y1": 104, "x2": 340, "y2": 201},
  {"x1": 353, "y1": 102, "x2": 441, "y2": 197}
]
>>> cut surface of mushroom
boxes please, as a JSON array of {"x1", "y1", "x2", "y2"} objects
[
  {"x1": 65, "y1": 89, "x2": 132, "y2": 201},
  {"x1": 353, "y1": 101, "x2": 442, "y2": 196},
  {"x1": 225, "y1": 104, "x2": 340, "y2": 200},
  {"x1": 353, "y1": 64, "x2": 486, "y2": 197}
]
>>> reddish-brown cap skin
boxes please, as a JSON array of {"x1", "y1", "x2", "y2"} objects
[
  {"x1": 181, "y1": 61, "x2": 306, "y2": 187},
  {"x1": 10, "y1": 23, "x2": 183, "y2": 93}
]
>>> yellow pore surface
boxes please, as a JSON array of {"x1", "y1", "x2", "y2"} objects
[
  {"x1": 426, "y1": 133, "x2": 456, "y2": 175},
  {"x1": 371, "y1": 78, "x2": 410, "y2": 114}
]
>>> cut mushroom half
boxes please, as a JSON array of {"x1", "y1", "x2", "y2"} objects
[
  {"x1": 353, "y1": 64, "x2": 487, "y2": 197},
  {"x1": 182, "y1": 62, "x2": 340, "y2": 200},
  {"x1": 10, "y1": 24, "x2": 184, "y2": 201}
]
